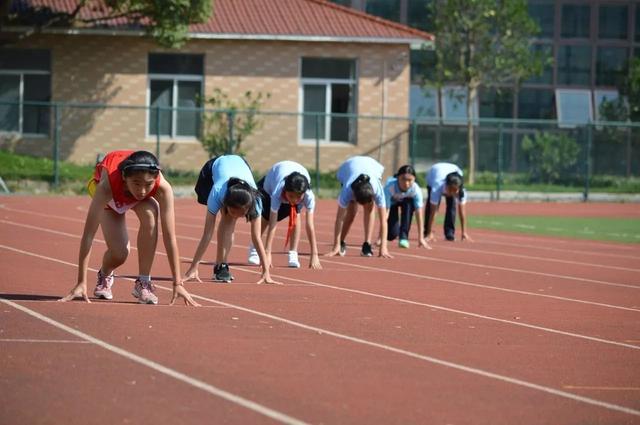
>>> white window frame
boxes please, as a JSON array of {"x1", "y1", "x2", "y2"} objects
[
  {"x1": 555, "y1": 88, "x2": 593, "y2": 128},
  {"x1": 440, "y1": 85, "x2": 478, "y2": 125},
  {"x1": 298, "y1": 63, "x2": 358, "y2": 146},
  {"x1": 146, "y1": 73, "x2": 203, "y2": 141},
  {"x1": 0, "y1": 69, "x2": 50, "y2": 137}
]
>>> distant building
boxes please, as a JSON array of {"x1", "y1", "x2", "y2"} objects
[{"x1": 0, "y1": 0, "x2": 432, "y2": 172}]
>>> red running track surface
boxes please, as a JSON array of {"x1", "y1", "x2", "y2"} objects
[{"x1": 0, "y1": 196, "x2": 639, "y2": 424}]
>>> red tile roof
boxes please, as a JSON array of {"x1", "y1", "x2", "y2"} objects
[{"x1": 10, "y1": 0, "x2": 433, "y2": 43}]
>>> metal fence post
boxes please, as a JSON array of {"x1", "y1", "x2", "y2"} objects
[
  {"x1": 410, "y1": 119, "x2": 417, "y2": 167},
  {"x1": 155, "y1": 106, "x2": 161, "y2": 160},
  {"x1": 583, "y1": 123, "x2": 593, "y2": 202},
  {"x1": 227, "y1": 111, "x2": 235, "y2": 154},
  {"x1": 497, "y1": 123, "x2": 503, "y2": 201},
  {"x1": 53, "y1": 102, "x2": 60, "y2": 188},
  {"x1": 315, "y1": 113, "x2": 321, "y2": 191}
]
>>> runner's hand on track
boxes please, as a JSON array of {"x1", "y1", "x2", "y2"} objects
[
  {"x1": 59, "y1": 282, "x2": 91, "y2": 303},
  {"x1": 170, "y1": 284, "x2": 201, "y2": 307},
  {"x1": 182, "y1": 266, "x2": 202, "y2": 283}
]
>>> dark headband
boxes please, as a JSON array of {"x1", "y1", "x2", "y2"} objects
[{"x1": 122, "y1": 163, "x2": 161, "y2": 172}]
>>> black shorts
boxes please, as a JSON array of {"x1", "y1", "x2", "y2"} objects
[{"x1": 257, "y1": 177, "x2": 302, "y2": 222}]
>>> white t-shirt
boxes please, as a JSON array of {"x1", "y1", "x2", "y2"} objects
[
  {"x1": 337, "y1": 156, "x2": 386, "y2": 208},
  {"x1": 262, "y1": 161, "x2": 315, "y2": 212}
]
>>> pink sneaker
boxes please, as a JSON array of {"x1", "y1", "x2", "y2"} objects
[
  {"x1": 132, "y1": 279, "x2": 158, "y2": 305},
  {"x1": 94, "y1": 270, "x2": 114, "y2": 300}
]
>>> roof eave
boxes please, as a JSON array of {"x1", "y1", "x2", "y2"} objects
[{"x1": 2, "y1": 26, "x2": 434, "y2": 49}]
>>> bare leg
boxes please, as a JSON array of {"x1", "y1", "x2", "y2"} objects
[
  {"x1": 340, "y1": 201, "x2": 358, "y2": 242},
  {"x1": 289, "y1": 213, "x2": 302, "y2": 252},
  {"x1": 132, "y1": 198, "x2": 159, "y2": 276},
  {"x1": 99, "y1": 209, "x2": 130, "y2": 275},
  {"x1": 362, "y1": 201, "x2": 375, "y2": 244},
  {"x1": 217, "y1": 210, "x2": 237, "y2": 264}
]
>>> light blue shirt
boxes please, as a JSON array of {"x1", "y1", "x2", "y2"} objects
[
  {"x1": 384, "y1": 177, "x2": 424, "y2": 210},
  {"x1": 337, "y1": 156, "x2": 385, "y2": 208},
  {"x1": 426, "y1": 162, "x2": 467, "y2": 205},
  {"x1": 263, "y1": 161, "x2": 315, "y2": 213},
  {"x1": 206, "y1": 155, "x2": 262, "y2": 215}
]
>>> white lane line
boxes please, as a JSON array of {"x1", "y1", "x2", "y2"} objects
[
  {"x1": 463, "y1": 238, "x2": 640, "y2": 261},
  {"x1": 147, "y1": 286, "x2": 640, "y2": 417},
  {"x1": 0, "y1": 298, "x2": 308, "y2": 425},
  {"x1": 3, "y1": 206, "x2": 636, "y2": 285},
  {"x1": 2, "y1": 242, "x2": 638, "y2": 351},
  {"x1": 0, "y1": 338, "x2": 90, "y2": 344},
  {"x1": 2, "y1": 219, "x2": 638, "y2": 313},
  {"x1": 3, "y1": 247, "x2": 640, "y2": 416},
  {"x1": 438, "y1": 245, "x2": 640, "y2": 273},
  {"x1": 389, "y1": 250, "x2": 640, "y2": 290},
  {"x1": 318, "y1": 258, "x2": 640, "y2": 313}
]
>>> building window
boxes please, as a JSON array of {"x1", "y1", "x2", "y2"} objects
[
  {"x1": 479, "y1": 88, "x2": 513, "y2": 119},
  {"x1": 300, "y1": 58, "x2": 357, "y2": 144},
  {"x1": 557, "y1": 45, "x2": 592, "y2": 86},
  {"x1": 596, "y1": 47, "x2": 628, "y2": 87},
  {"x1": 410, "y1": 86, "x2": 439, "y2": 119},
  {"x1": 407, "y1": 0, "x2": 432, "y2": 32},
  {"x1": 599, "y1": 4, "x2": 628, "y2": 40},
  {"x1": 636, "y1": 5, "x2": 640, "y2": 42},
  {"x1": 0, "y1": 49, "x2": 51, "y2": 135},
  {"x1": 555, "y1": 88, "x2": 592, "y2": 128},
  {"x1": 526, "y1": 43, "x2": 554, "y2": 84},
  {"x1": 528, "y1": 0, "x2": 555, "y2": 39},
  {"x1": 440, "y1": 86, "x2": 478, "y2": 125},
  {"x1": 593, "y1": 89, "x2": 621, "y2": 122},
  {"x1": 147, "y1": 53, "x2": 203, "y2": 138},
  {"x1": 365, "y1": 0, "x2": 401, "y2": 22},
  {"x1": 517, "y1": 88, "x2": 555, "y2": 119},
  {"x1": 561, "y1": 4, "x2": 591, "y2": 39}
]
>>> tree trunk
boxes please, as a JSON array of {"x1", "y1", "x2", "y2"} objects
[{"x1": 466, "y1": 84, "x2": 477, "y2": 185}]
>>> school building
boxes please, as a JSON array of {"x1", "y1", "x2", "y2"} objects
[
  {"x1": 334, "y1": 0, "x2": 640, "y2": 174},
  {"x1": 0, "y1": 0, "x2": 433, "y2": 173}
]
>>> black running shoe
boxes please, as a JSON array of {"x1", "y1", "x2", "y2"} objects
[
  {"x1": 339, "y1": 240, "x2": 347, "y2": 257},
  {"x1": 361, "y1": 242, "x2": 373, "y2": 257},
  {"x1": 445, "y1": 232, "x2": 455, "y2": 241},
  {"x1": 214, "y1": 262, "x2": 234, "y2": 283}
]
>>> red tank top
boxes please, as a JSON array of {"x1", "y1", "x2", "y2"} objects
[{"x1": 93, "y1": 150, "x2": 160, "y2": 212}]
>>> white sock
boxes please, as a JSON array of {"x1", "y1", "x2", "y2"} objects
[{"x1": 138, "y1": 275, "x2": 151, "y2": 283}]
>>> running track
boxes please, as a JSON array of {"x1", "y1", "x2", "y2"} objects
[{"x1": 1, "y1": 196, "x2": 639, "y2": 424}]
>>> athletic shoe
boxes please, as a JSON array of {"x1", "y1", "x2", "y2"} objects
[
  {"x1": 399, "y1": 239, "x2": 410, "y2": 249},
  {"x1": 445, "y1": 232, "x2": 455, "y2": 241},
  {"x1": 214, "y1": 263, "x2": 234, "y2": 283},
  {"x1": 361, "y1": 242, "x2": 373, "y2": 257},
  {"x1": 132, "y1": 279, "x2": 158, "y2": 305},
  {"x1": 94, "y1": 269, "x2": 114, "y2": 300},
  {"x1": 247, "y1": 246, "x2": 260, "y2": 265},
  {"x1": 339, "y1": 240, "x2": 347, "y2": 257},
  {"x1": 288, "y1": 251, "x2": 300, "y2": 268}
]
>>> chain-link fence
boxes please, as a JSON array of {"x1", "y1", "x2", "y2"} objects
[{"x1": 1, "y1": 101, "x2": 639, "y2": 199}]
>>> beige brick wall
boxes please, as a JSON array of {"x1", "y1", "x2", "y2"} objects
[{"x1": 3, "y1": 35, "x2": 412, "y2": 178}]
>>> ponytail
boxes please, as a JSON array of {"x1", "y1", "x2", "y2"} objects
[{"x1": 350, "y1": 174, "x2": 374, "y2": 204}]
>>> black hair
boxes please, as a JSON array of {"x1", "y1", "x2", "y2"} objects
[
  {"x1": 394, "y1": 164, "x2": 416, "y2": 178},
  {"x1": 223, "y1": 177, "x2": 262, "y2": 221},
  {"x1": 445, "y1": 172, "x2": 463, "y2": 188},
  {"x1": 284, "y1": 172, "x2": 310, "y2": 194},
  {"x1": 350, "y1": 174, "x2": 374, "y2": 205},
  {"x1": 118, "y1": 151, "x2": 161, "y2": 178}
]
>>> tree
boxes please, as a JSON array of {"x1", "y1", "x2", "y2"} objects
[
  {"x1": 1, "y1": 0, "x2": 212, "y2": 48},
  {"x1": 200, "y1": 89, "x2": 270, "y2": 158},
  {"x1": 426, "y1": 0, "x2": 547, "y2": 184}
]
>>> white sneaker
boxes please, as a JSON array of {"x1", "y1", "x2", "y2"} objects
[
  {"x1": 247, "y1": 246, "x2": 260, "y2": 265},
  {"x1": 288, "y1": 251, "x2": 300, "y2": 268}
]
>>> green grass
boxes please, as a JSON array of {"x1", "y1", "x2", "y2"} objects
[{"x1": 467, "y1": 215, "x2": 640, "y2": 244}]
